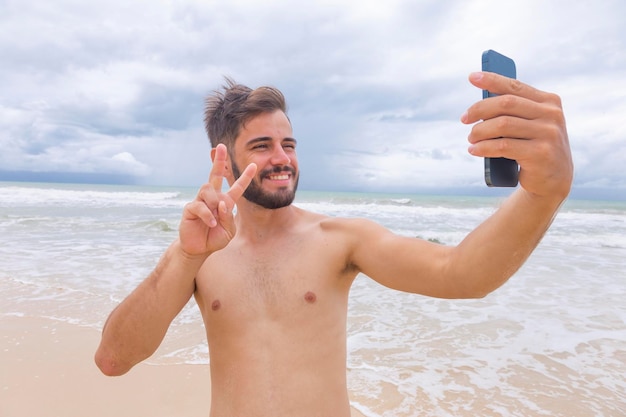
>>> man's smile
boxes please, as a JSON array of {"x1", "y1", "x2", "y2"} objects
[
  {"x1": 267, "y1": 173, "x2": 291, "y2": 181},
  {"x1": 260, "y1": 166, "x2": 296, "y2": 184}
]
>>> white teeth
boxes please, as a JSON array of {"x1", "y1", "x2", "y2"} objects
[{"x1": 269, "y1": 174, "x2": 289, "y2": 180}]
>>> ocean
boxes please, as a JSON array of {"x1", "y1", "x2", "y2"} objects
[{"x1": 1, "y1": 181, "x2": 624, "y2": 416}]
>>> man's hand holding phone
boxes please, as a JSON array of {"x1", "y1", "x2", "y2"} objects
[{"x1": 461, "y1": 70, "x2": 573, "y2": 201}]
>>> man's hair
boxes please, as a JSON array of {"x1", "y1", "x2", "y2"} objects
[{"x1": 204, "y1": 77, "x2": 288, "y2": 150}]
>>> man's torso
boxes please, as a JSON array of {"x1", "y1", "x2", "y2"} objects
[{"x1": 195, "y1": 208, "x2": 360, "y2": 416}]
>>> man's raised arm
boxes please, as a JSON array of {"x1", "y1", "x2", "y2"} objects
[{"x1": 94, "y1": 144, "x2": 256, "y2": 376}]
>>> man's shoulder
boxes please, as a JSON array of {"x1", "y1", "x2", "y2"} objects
[
  {"x1": 290, "y1": 206, "x2": 389, "y2": 246},
  {"x1": 294, "y1": 208, "x2": 376, "y2": 234}
]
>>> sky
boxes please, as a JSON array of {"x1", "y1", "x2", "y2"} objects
[{"x1": 1, "y1": 0, "x2": 625, "y2": 199}]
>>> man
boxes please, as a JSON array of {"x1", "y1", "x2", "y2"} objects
[{"x1": 95, "y1": 73, "x2": 573, "y2": 416}]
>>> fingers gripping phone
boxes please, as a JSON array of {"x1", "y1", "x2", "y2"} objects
[{"x1": 482, "y1": 50, "x2": 519, "y2": 187}]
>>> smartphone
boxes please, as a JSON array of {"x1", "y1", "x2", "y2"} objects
[{"x1": 481, "y1": 49, "x2": 519, "y2": 187}]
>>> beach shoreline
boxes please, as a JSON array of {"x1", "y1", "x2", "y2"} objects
[{"x1": 1, "y1": 315, "x2": 366, "y2": 417}]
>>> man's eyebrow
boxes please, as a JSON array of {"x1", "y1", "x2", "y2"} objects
[
  {"x1": 246, "y1": 136, "x2": 297, "y2": 145},
  {"x1": 246, "y1": 136, "x2": 270, "y2": 145}
]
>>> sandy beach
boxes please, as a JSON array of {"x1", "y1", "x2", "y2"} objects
[{"x1": 1, "y1": 316, "x2": 365, "y2": 417}]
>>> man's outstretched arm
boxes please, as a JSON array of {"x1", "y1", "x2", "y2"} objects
[{"x1": 349, "y1": 72, "x2": 573, "y2": 298}]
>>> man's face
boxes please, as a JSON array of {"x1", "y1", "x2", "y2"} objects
[{"x1": 230, "y1": 110, "x2": 299, "y2": 209}]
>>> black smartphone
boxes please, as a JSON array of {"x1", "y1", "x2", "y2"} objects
[{"x1": 481, "y1": 49, "x2": 519, "y2": 187}]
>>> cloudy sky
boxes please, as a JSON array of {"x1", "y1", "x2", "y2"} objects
[{"x1": 1, "y1": 0, "x2": 625, "y2": 199}]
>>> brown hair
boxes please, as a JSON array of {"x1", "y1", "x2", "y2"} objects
[{"x1": 203, "y1": 77, "x2": 288, "y2": 150}]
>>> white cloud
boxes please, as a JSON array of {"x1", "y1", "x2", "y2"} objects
[{"x1": 111, "y1": 152, "x2": 151, "y2": 176}]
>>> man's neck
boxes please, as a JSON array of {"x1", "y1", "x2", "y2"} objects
[{"x1": 234, "y1": 199, "x2": 298, "y2": 242}]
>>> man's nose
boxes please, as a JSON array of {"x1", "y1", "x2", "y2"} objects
[{"x1": 271, "y1": 146, "x2": 291, "y2": 165}]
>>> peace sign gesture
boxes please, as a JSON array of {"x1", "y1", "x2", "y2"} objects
[{"x1": 179, "y1": 144, "x2": 257, "y2": 257}]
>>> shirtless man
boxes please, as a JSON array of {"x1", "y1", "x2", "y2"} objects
[{"x1": 95, "y1": 72, "x2": 573, "y2": 416}]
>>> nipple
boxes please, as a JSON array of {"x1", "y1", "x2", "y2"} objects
[
  {"x1": 211, "y1": 299, "x2": 221, "y2": 311},
  {"x1": 304, "y1": 291, "x2": 317, "y2": 303}
]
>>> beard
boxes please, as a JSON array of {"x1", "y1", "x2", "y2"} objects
[{"x1": 231, "y1": 162, "x2": 299, "y2": 209}]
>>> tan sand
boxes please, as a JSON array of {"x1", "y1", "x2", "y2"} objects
[{"x1": 1, "y1": 316, "x2": 366, "y2": 417}]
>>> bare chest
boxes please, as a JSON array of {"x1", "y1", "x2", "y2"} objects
[
  {"x1": 195, "y1": 235, "x2": 353, "y2": 325},
  {"x1": 216, "y1": 254, "x2": 313, "y2": 311}
]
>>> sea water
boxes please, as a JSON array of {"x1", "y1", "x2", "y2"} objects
[{"x1": 1, "y1": 182, "x2": 624, "y2": 416}]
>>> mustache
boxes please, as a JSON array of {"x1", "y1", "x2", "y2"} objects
[{"x1": 259, "y1": 165, "x2": 296, "y2": 178}]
